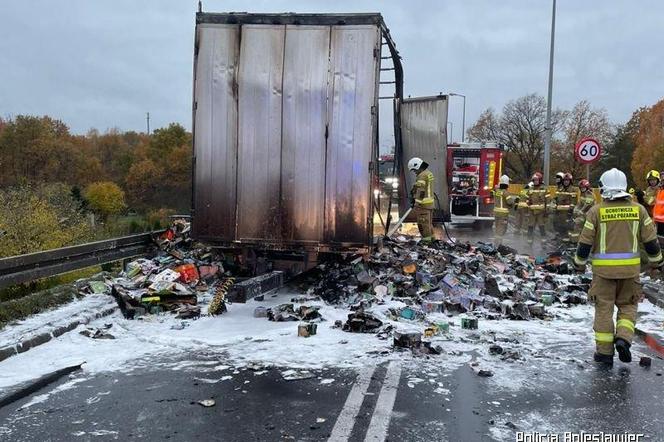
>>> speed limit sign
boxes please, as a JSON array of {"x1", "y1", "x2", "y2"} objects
[{"x1": 575, "y1": 137, "x2": 602, "y2": 164}]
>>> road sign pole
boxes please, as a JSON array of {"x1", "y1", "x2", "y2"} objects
[{"x1": 586, "y1": 163, "x2": 590, "y2": 180}]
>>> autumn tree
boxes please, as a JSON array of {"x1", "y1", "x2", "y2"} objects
[
  {"x1": 0, "y1": 185, "x2": 93, "y2": 257},
  {"x1": 631, "y1": 99, "x2": 664, "y2": 189},
  {"x1": 84, "y1": 181, "x2": 126, "y2": 220},
  {"x1": 0, "y1": 116, "x2": 102, "y2": 187},
  {"x1": 125, "y1": 159, "x2": 163, "y2": 209},
  {"x1": 598, "y1": 109, "x2": 643, "y2": 187},
  {"x1": 550, "y1": 100, "x2": 612, "y2": 182},
  {"x1": 467, "y1": 94, "x2": 566, "y2": 183}
]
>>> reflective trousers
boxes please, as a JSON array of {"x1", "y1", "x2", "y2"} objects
[
  {"x1": 494, "y1": 215, "x2": 508, "y2": 246},
  {"x1": 413, "y1": 206, "x2": 433, "y2": 241},
  {"x1": 589, "y1": 276, "x2": 639, "y2": 355},
  {"x1": 553, "y1": 210, "x2": 571, "y2": 235},
  {"x1": 527, "y1": 210, "x2": 546, "y2": 243},
  {"x1": 514, "y1": 208, "x2": 528, "y2": 232}
]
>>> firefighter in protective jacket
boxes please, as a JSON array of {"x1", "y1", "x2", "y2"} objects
[
  {"x1": 408, "y1": 157, "x2": 435, "y2": 242},
  {"x1": 574, "y1": 168, "x2": 663, "y2": 366},
  {"x1": 568, "y1": 179, "x2": 595, "y2": 243},
  {"x1": 492, "y1": 175, "x2": 518, "y2": 246},
  {"x1": 553, "y1": 173, "x2": 578, "y2": 236},
  {"x1": 526, "y1": 172, "x2": 549, "y2": 245},
  {"x1": 643, "y1": 170, "x2": 660, "y2": 217},
  {"x1": 514, "y1": 182, "x2": 531, "y2": 233}
]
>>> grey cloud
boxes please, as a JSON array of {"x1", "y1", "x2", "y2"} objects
[{"x1": 1, "y1": 0, "x2": 662, "y2": 139}]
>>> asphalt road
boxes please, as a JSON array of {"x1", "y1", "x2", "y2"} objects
[
  {"x1": 1, "y1": 223, "x2": 662, "y2": 441},
  {"x1": 1, "y1": 343, "x2": 662, "y2": 442}
]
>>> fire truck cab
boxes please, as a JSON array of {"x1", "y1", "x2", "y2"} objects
[{"x1": 446, "y1": 142, "x2": 504, "y2": 223}]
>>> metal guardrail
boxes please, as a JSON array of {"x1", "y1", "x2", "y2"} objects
[{"x1": 0, "y1": 232, "x2": 158, "y2": 289}]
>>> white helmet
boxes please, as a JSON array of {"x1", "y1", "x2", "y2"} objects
[
  {"x1": 499, "y1": 175, "x2": 510, "y2": 185},
  {"x1": 408, "y1": 157, "x2": 423, "y2": 171},
  {"x1": 527, "y1": 181, "x2": 534, "y2": 189},
  {"x1": 555, "y1": 172, "x2": 565, "y2": 181},
  {"x1": 599, "y1": 168, "x2": 630, "y2": 200}
]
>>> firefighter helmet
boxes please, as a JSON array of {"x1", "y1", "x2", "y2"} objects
[
  {"x1": 407, "y1": 157, "x2": 423, "y2": 171},
  {"x1": 599, "y1": 168, "x2": 630, "y2": 200},
  {"x1": 579, "y1": 179, "x2": 590, "y2": 190},
  {"x1": 555, "y1": 172, "x2": 565, "y2": 183},
  {"x1": 563, "y1": 173, "x2": 573, "y2": 182},
  {"x1": 499, "y1": 175, "x2": 510, "y2": 185},
  {"x1": 527, "y1": 181, "x2": 534, "y2": 189},
  {"x1": 532, "y1": 172, "x2": 543, "y2": 185},
  {"x1": 646, "y1": 170, "x2": 660, "y2": 183}
]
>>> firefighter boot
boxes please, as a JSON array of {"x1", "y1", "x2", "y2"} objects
[
  {"x1": 527, "y1": 227, "x2": 534, "y2": 245},
  {"x1": 615, "y1": 338, "x2": 632, "y2": 363},
  {"x1": 538, "y1": 225, "x2": 546, "y2": 238},
  {"x1": 593, "y1": 352, "x2": 614, "y2": 367}
]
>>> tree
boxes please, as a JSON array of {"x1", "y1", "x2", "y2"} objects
[
  {"x1": 467, "y1": 94, "x2": 566, "y2": 183},
  {"x1": 0, "y1": 185, "x2": 93, "y2": 257},
  {"x1": 84, "y1": 182, "x2": 126, "y2": 219},
  {"x1": 149, "y1": 123, "x2": 190, "y2": 160},
  {"x1": 599, "y1": 109, "x2": 643, "y2": 187},
  {"x1": 0, "y1": 115, "x2": 102, "y2": 187},
  {"x1": 125, "y1": 159, "x2": 163, "y2": 209},
  {"x1": 631, "y1": 99, "x2": 664, "y2": 189},
  {"x1": 551, "y1": 100, "x2": 612, "y2": 182},
  {"x1": 466, "y1": 108, "x2": 501, "y2": 142}
]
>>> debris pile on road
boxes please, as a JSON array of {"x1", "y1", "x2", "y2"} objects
[
  {"x1": 298, "y1": 236, "x2": 590, "y2": 353},
  {"x1": 308, "y1": 237, "x2": 587, "y2": 316},
  {"x1": 109, "y1": 218, "x2": 229, "y2": 319}
]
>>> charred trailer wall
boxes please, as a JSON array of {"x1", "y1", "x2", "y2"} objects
[
  {"x1": 191, "y1": 13, "x2": 395, "y2": 252},
  {"x1": 399, "y1": 95, "x2": 450, "y2": 221}
]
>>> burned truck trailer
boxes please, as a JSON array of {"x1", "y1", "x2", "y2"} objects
[{"x1": 191, "y1": 12, "x2": 403, "y2": 255}]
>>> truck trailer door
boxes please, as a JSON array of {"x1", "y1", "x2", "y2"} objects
[{"x1": 399, "y1": 95, "x2": 449, "y2": 221}]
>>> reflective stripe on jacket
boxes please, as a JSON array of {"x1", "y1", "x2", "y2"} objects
[
  {"x1": 573, "y1": 192, "x2": 596, "y2": 218},
  {"x1": 413, "y1": 169, "x2": 435, "y2": 209},
  {"x1": 527, "y1": 186, "x2": 549, "y2": 211},
  {"x1": 576, "y1": 199, "x2": 658, "y2": 279},
  {"x1": 643, "y1": 186, "x2": 659, "y2": 210},
  {"x1": 492, "y1": 188, "x2": 516, "y2": 216},
  {"x1": 555, "y1": 185, "x2": 578, "y2": 210}
]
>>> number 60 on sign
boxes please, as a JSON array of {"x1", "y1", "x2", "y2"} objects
[{"x1": 575, "y1": 137, "x2": 602, "y2": 164}]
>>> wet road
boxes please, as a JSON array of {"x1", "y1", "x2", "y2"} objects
[
  {"x1": 1, "y1": 343, "x2": 662, "y2": 442},
  {"x1": 1, "y1": 223, "x2": 662, "y2": 441}
]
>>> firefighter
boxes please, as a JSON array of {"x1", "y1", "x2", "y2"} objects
[
  {"x1": 574, "y1": 168, "x2": 663, "y2": 366},
  {"x1": 526, "y1": 172, "x2": 549, "y2": 245},
  {"x1": 408, "y1": 157, "x2": 435, "y2": 243},
  {"x1": 492, "y1": 175, "x2": 518, "y2": 246},
  {"x1": 514, "y1": 182, "x2": 531, "y2": 233},
  {"x1": 643, "y1": 170, "x2": 660, "y2": 217},
  {"x1": 553, "y1": 172, "x2": 578, "y2": 236},
  {"x1": 554, "y1": 171, "x2": 565, "y2": 188},
  {"x1": 655, "y1": 184, "x2": 664, "y2": 245},
  {"x1": 568, "y1": 179, "x2": 595, "y2": 242}
]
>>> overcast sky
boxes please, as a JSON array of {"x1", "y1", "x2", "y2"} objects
[{"x1": 2, "y1": 0, "x2": 663, "y2": 145}]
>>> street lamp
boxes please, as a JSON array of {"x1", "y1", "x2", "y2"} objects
[
  {"x1": 543, "y1": 0, "x2": 556, "y2": 186},
  {"x1": 449, "y1": 93, "x2": 466, "y2": 142},
  {"x1": 447, "y1": 122, "x2": 454, "y2": 143}
]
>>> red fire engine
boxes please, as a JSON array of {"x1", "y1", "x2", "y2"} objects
[{"x1": 446, "y1": 142, "x2": 504, "y2": 223}]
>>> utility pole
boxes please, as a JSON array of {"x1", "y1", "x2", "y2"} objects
[
  {"x1": 449, "y1": 93, "x2": 466, "y2": 142},
  {"x1": 146, "y1": 112, "x2": 151, "y2": 135},
  {"x1": 543, "y1": 0, "x2": 556, "y2": 186}
]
